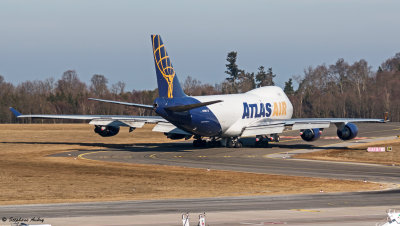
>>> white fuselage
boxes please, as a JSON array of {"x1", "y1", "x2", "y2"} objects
[{"x1": 193, "y1": 86, "x2": 293, "y2": 137}]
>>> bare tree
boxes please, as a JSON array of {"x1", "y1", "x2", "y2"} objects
[
  {"x1": 183, "y1": 76, "x2": 201, "y2": 95},
  {"x1": 90, "y1": 74, "x2": 109, "y2": 97},
  {"x1": 111, "y1": 81, "x2": 126, "y2": 95},
  {"x1": 381, "y1": 52, "x2": 400, "y2": 72}
]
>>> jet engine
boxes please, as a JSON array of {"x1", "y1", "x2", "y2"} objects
[
  {"x1": 94, "y1": 125, "x2": 120, "y2": 137},
  {"x1": 300, "y1": 128, "x2": 322, "y2": 142},
  {"x1": 337, "y1": 123, "x2": 358, "y2": 140},
  {"x1": 164, "y1": 133, "x2": 192, "y2": 140}
]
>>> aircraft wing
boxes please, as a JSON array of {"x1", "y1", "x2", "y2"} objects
[
  {"x1": 241, "y1": 118, "x2": 384, "y2": 137},
  {"x1": 88, "y1": 98, "x2": 154, "y2": 109},
  {"x1": 89, "y1": 98, "x2": 223, "y2": 112},
  {"x1": 9, "y1": 107, "x2": 190, "y2": 135}
]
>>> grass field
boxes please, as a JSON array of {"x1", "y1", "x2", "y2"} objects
[
  {"x1": 295, "y1": 139, "x2": 400, "y2": 165},
  {"x1": 0, "y1": 124, "x2": 385, "y2": 205}
]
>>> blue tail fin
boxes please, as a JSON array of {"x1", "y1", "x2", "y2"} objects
[{"x1": 151, "y1": 35, "x2": 186, "y2": 98}]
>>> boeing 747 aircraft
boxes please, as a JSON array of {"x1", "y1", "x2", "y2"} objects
[{"x1": 10, "y1": 35, "x2": 384, "y2": 148}]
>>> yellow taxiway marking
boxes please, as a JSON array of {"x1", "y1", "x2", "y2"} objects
[
  {"x1": 78, "y1": 151, "x2": 107, "y2": 160},
  {"x1": 291, "y1": 209, "x2": 320, "y2": 212},
  {"x1": 198, "y1": 156, "x2": 207, "y2": 158},
  {"x1": 278, "y1": 138, "x2": 302, "y2": 143},
  {"x1": 174, "y1": 156, "x2": 183, "y2": 158},
  {"x1": 223, "y1": 156, "x2": 232, "y2": 158}
]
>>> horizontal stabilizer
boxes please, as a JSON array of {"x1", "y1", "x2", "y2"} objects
[
  {"x1": 8, "y1": 107, "x2": 166, "y2": 123},
  {"x1": 9, "y1": 107, "x2": 22, "y2": 117},
  {"x1": 164, "y1": 100, "x2": 222, "y2": 112},
  {"x1": 152, "y1": 122, "x2": 192, "y2": 135},
  {"x1": 89, "y1": 98, "x2": 154, "y2": 109}
]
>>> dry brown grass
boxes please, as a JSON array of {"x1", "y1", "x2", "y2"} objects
[
  {"x1": 295, "y1": 139, "x2": 400, "y2": 165},
  {"x1": 0, "y1": 124, "x2": 384, "y2": 205}
]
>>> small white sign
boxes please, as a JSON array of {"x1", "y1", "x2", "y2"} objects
[
  {"x1": 182, "y1": 213, "x2": 190, "y2": 226},
  {"x1": 198, "y1": 213, "x2": 206, "y2": 226},
  {"x1": 367, "y1": 147, "x2": 386, "y2": 152}
]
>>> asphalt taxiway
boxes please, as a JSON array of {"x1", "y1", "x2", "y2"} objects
[
  {"x1": 60, "y1": 122, "x2": 400, "y2": 183},
  {"x1": 1, "y1": 122, "x2": 400, "y2": 225}
]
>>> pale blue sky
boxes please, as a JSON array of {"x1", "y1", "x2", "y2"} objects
[{"x1": 1, "y1": 0, "x2": 399, "y2": 90}]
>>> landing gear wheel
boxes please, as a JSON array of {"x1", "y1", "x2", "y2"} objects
[
  {"x1": 273, "y1": 134, "x2": 280, "y2": 142},
  {"x1": 193, "y1": 139, "x2": 199, "y2": 147},
  {"x1": 255, "y1": 135, "x2": 269, "y2": 148},
  {"x1": 226, "y1": 137, "x2": 241, "y2": 148},
  {"x1": 202, "y1": 140, "x2": 207, "y2": 147},
  {"x1": 193, "y1": 139, "x2": 206, "y2": 147},
  {"x1": 234, "y1": 141, "x2": 242, "y2": 148},
  {"x1": 227, "y1": 138, "x2": 235, "y2": 148},
  {"x1": 207, "y1": 138, "x2": 220, "y2": 148}
]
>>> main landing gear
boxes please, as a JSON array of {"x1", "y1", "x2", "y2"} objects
[
  {"x1": 193, "y1": 139, "x2": 207, "y2": 147},
  {"x1": 226, "y1": 137, "x2": 242, "y2": 148},
  {"x1": 193, "y1": 137, "x2": 221, "y2": 148},
  {"x1": 254, "y1": 134, "x2": 280, "y2": 147},
  {"x1": 193, "y1": 137, "x2": 242, "y2": 148},
  {"x1": 255, "y1": 135, "x2": 269, "y2": 147},
  {"x1": 192, "y1": 134, "x2": 280, "y2": 148}
]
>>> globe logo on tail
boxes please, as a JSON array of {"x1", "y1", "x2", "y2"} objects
[{"x1": 152, "y1": 35, "x2": 175, "y2": 98}]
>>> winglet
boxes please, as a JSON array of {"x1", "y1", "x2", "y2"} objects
[
  {"x1": 9, "y1": 107, "x2": 22, "y2": 117},
  {"x1": 384, "y1": 112, "x2": 390, "y2": 122}
]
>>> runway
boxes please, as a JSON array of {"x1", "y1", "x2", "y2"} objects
[{"x1": 2, "y1": 122, "x2": 400, "y2": 225}]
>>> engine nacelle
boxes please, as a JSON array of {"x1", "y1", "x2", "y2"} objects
[
  {"x1": 337, "y1": 123, "x2": 358, "y2": 140},
  {"x1": 164, "y1": 133, "x2": 192, "y2": 140},
  {"x1": 94, "y1": 125, "x2": 120, "y2": 137},
  {"x1": 300, "y1": 128, "x2": 322, "y2": 142}
]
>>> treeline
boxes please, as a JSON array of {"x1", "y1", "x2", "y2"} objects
[
  {"x1": 182, "y1": 51, "x2": 400, "y2": 121},
  {"x1": 0, "y1": 71, "x2": 157, "y2": 123},
  {"x1": 0, "y1": 52, "x2": 399, "y2": 123}
]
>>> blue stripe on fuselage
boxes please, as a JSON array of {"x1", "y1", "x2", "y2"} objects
[{"x1": 154, "y1": 97, "x2": 222, "y2": 137}]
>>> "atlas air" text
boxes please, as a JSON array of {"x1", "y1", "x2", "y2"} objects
[{"x1": 242, "y1": 102, "x2": 287, "y2": 119}]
